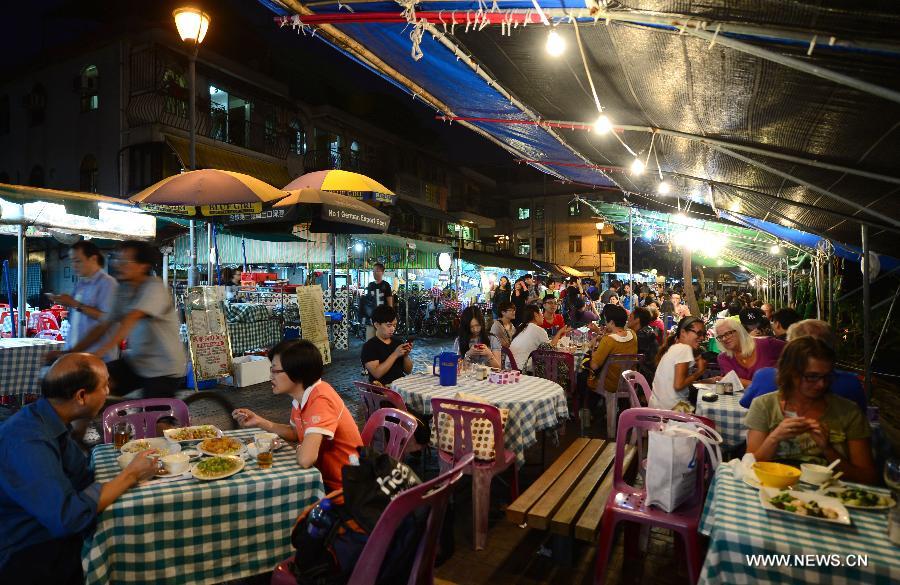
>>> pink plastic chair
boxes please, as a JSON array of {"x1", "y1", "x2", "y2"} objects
[
  {"x1": 501, "y1": 346, "x2": 518, "y2": 370},
  {"x1": 101, "y1": 398, "x2": 191, "y2": 443},
  {"x1": 34, "y1": 311, "x2": 59, "y2": 333},
  {"x1": 361, "y1": 408, "x2": 418, "y2": 460},
  {"x1": 594, "y1": 408, "x2": 714, "y2": 585},
  {"x1": 530, "y1": 349, "x2": 577, "y2": 412},
  {"x1": 620, "y1": 369, "x2": 652, "y2": 407},
  {"x1": 272, "y1": 453, "x2": 475, "y2": 585},
  {"x1": 354, "y1": 380, "x2": 407, "y2": 421},
  {"x1": 431, "y1": 397, "x2": 518, "y2": 550},
  {"x1": 592, "y1": 353, "x2": 643, "y2": 439}
]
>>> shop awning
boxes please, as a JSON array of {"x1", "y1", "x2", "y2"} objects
[
  {"x1": 560, "y1": 265, "x2": 591, "y2": 278},
  {"x1": 165, "y1": 135, "x2": 292, "y2": 188},
  {"x1": 397, "y1": 199, "x2": 458, "y2": 224},
  {"x1": 531, "y1": 260, "x2": 566, "y2": 278},
  {"x1": 460, "y1": 249, "x2": 537, "y2": 272}
]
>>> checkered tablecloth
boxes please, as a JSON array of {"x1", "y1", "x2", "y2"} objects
[
  {"x1": 82, "y1": 429, "x2": 325, "y2": 585},
  {"x1": 694, "y1": 385, "x2": 747, "y2": 452},
  {"x1": 0, "y1": 338, "x2": 62, "y2": 398},
  {"x1": 391, "y1": 373, "x2": 569, "y2": 466},
  {"x1": 699, "y1": 466, "x2": 900, "y2": 584},
  {"x1": 227, "y1": 320, "x2": 283, "y2": 355}
]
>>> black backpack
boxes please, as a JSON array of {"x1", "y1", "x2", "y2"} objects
[{"x1": 290, "y1": 448, "x2": 424, "y2": 585}]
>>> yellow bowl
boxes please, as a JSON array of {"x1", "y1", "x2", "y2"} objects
[{"x1": 752, "y1": 462, "x2": 801, "y2": 488}]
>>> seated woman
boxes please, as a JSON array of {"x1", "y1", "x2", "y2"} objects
[
  {"x1": 570, "y1": 296, "x2": 602, "y2": 332},
  {"x1": 232, "y1": 339, "x2": 363, "y2": 492},
  {"x1": 539, "y1": 296, "x2": 565, "y2": 332},
  {"x1": 490, "y1": 301, "x2": 516, "y2": 348},
  {"x1": 509, "y1": 305, "x2": 569, "y2": 371},
  {"x1": 453, "y1": 305, "x2": 501, "y2": 369},
  {"x1": 588, "y1": 304, "x2": 637, "y2": 393},
  {"x1": 746, "y1": 337, "x2": 876, "y2": 484},
  {"x1": 714, "y1": 318, "x2": 785, "y2": 387},
  {"x1": 650, "y1": 316, "x2": 709, "y2": 410}
]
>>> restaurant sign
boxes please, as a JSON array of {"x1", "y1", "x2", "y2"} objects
[
  {"x1": 140, "y1": 203, "x2": 196, "y2": 216},
  {"x1": 322, "y1": 203, "x2": 389, "y2": 231},
  {"x1": 185, "y1": 286, "x2": 234, "y2": 381},
  {"x1": 201, "y1": 202, "x2": 263, "y2": 216}
]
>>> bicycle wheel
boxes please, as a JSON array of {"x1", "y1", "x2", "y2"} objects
[{"x1": 183, "y1": 391, "x2": 239, "y2": 430}]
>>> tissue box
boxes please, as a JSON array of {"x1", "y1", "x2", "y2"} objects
[
  {"x1": 223, "y1": 355, "x2": 271, "y2": 387},
  {"x1": 489, "y1": 370, "x2": 521, "y2": 384}
]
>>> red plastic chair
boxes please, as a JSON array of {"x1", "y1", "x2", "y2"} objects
[
  {"x1": 594, "y1": 408, "x2": 714, "y2": 585},
  {"x1": 500, "y1": 346, "x2": 518, "y2": 370},
  {"x1": 431, "y1": 397, "x2": 518, "y2": 550},
  {"x1": 35, "y1": 329, "x2": 63, "y2": 341},
  {"x1": 592, "y1": 353, "x2": 643, "y2": 439},
  {"x1": 361, "y1": 408, "x2": 418, "y2": 460},
  {"x1": 530, "y1": 349, "x2": 577, "y2": 412},
  {"x1": 34, "y1": 311, "x2": 59, "y2": 333},
  {"x1": 101, "y1": 398, "x2": 191, "y2": 443},
  {"x1": 271, "y1": 453, "x2": 474, "y2": 585}
]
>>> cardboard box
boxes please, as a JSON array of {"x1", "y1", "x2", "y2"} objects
[{"x1": 223, "y1": 355, "x2": 271, "y2": 387}]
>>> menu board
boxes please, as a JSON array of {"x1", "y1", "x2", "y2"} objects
[
  {"x1": 185, "y1": 286, "x2": 234, "y2": 381},
  {"x1": 296, "y1": 285, "x2": 331, "y2": 365}
]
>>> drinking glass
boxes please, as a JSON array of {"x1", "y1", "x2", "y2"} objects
[
  {"x1": 256, "y1": 437, "x2": 274, "y2": 470},
  {"x1": 113, "y1": 422, "x2": 135, "y2": 450},
  {"x1": 885, "y1": 458, "x2": 900, "y2": 491}
]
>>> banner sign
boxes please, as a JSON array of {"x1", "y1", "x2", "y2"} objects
[
  {"x1": 140, "y1": 203, "x2": 195, "y2": 216},
  {"x1": 201, "y1": 202, "x2": 263, "y2": 216},
  {"x1": 296, "y1": 285, "x2": 331, "y2": 365},
  {"x1": 185, "y1": 286, "x2": 234, "y2": 381}
]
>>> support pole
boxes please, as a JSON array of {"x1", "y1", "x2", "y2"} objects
[
  {"x1": 787, "y1": 266, "x2": 793, "y2": 308},
  {"x1": 628, "y1": 206, "x2": 633, "y2": 307},
  {"x1": 187, "y1": 47, "x2": 198, "y2": 288},
  {"x1": 827, "y1": 250, "x2": 834, "y2": 326},
  {"x1": 16, "y1": 225, "x2": 26, "y2": 338},
  {"x1": 330, "y1": 233, "x2": 337, "y2": 303},
  {"x1": 206, "y1": 223, "x2": 213, "y2": 285},
  {"x1": 861, "y1": 226, "x2": 872, "y2": 396},
  {"x1": 162, "y1": 251, "x2": 169, "y2": 288}
]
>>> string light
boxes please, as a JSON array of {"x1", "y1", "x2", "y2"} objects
[
  {"x1": 630, "y1": 158, "x2": 645, "y2": 175},
  {"x1": 769, "y1": 244, "x2": 782, "y2": 255},
  {"x1": 593, "y1": 115, "x2": 612, "y2": 134},
  {"x1": 546, "y1": 30, "x2": 565, "y2": 56},
  {"x1": 657, "y1": 181, "x2": 670, "y2": 195},
  {"x1": 644, "y1": 228, "x2": 655, "y2": 240}
]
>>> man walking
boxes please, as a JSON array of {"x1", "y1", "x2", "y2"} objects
[{"x1": 362, "y1": 262, "x2": 393, "y2": 340}]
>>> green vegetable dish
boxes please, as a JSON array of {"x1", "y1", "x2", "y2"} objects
[
  {"x1": 197, "y1": 457, "x2": 239, "y2": 475},
  {"x1": 768, "y1": 492, "x2": 839, "y2": 519},
  {"x1": 825, "y1": 487, "x2": 891, "y2": 508}
]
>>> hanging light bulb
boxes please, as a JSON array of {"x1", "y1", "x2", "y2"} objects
[
  {"x1": 657, "y1": 181, "x2": 670, "y2": 195},
  {"x1": 770, "y1": 244, "x2": 782, "y2": 255},
  {"x1": 643, "y1": 228, "x2": 655, "y2": 240},
  {"x1": 546, "y1": 30, "x2": 565, "y2": 56},
  {"x1": 593, "y1": 114, "x2": 612, "y2": 134},
  {"x1": 354, "y1": 243, "x2": 364, "y2": 253},
  {"x1": 630, "y1": 158, "x2": 645, "y2": 175}
]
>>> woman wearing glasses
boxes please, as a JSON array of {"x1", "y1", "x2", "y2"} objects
[
  {"x1": 649, "y1": 316, "x2": 709, "y2": 410},
  {"x1": 746, "y1": 337, "x2": 875, "y2": 484},
  {"x1": 713, "y1": 318, "x2": 785, "y2": 388}
]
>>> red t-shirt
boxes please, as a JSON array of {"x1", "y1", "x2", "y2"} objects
[
  {"x1": 290, "y1": 380, "x2": 363, "y2": 492},
  {"x1": 541, "y1": 313, "x2": 565, "y2": 331}
]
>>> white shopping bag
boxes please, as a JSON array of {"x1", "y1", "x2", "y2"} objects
[{"x1": 646, "y1": 420, "x2": 722, "y2": 512}]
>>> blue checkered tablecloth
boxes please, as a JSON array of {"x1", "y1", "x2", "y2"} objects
[
  {"x1": 694, "y1": 385, "x2": 747, "y2": 451},
  {"x1": 82, "y1": 429, "x2": 325, "y2": 585},
  {"x1": 391, "y1": 373, "x2": 569, "y2": 466},
  {"x1": 0, "y1": 338, "x2": 63, "y2": 398},
  {"x1": 699, "y1": 466, "x2": 900, "y2": 584},
  {"x1": 227, "y1": 320, "x2": 283, "y2": 355}
]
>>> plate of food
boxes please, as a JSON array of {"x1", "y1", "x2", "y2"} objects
[
  {"x1": 191, "y1": 456, "x2": 245, "y2": 481},
  {"x1": 823, "y1": 486, "x2": 896, "y2": 510},
  {"x1": 759, "y1": 488, "x2": 851, "y2": 525},
  {"x1": 120, "y1": 437, "x2": 181, "y2": 456},
  {"x1": 163, "y1": 425, "x2": 223, "y2": 443},
  {"x1": 197, "y1": 436, "x2": 245, "y2": 457}
]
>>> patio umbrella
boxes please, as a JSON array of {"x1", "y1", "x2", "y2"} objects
[
  {"x1": 274, "y1": 188, "x2": 391, "y2": 234},
  {"x1": 284, "y1": 170, "x2": 395, "y2": 204},
  {"x1": 129, "y1": 169, "x2": 287, "y2": 218}
]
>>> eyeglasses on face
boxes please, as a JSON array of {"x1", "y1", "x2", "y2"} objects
[
  {"x1": 688, "y1": 327, "x2": 706, "y2": 337},
  {"x1": 715, "y1": 330, "x2": 737, "y2": 341},
  {"x1": 801, "y1": 372, "x2": 833, "y2": 384}
]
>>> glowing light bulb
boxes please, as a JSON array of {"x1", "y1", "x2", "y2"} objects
[
  {"x1": 593, "y1": 115, "x2": 612, "y2": 134},
  {"x1": 657, "y1": 181, "x2": 670, "y2": 195},
  {"x1": 770, "y1": 244, "x2": 782, "y2": 255},
  {"x1": 546, "y1": 30, "x2": 565, "y2": 56},
  {"x1": 644, "y1": 228, "x2": 655, "y2": 240},
  {"x1": 354, "y1": 243, "x2": 364, "y2": 253},
  {"x1": 630, "y1": 158, "x2": 645, "y2": 175}
]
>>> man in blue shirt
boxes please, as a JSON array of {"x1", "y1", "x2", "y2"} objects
[
  {"x1": 49, "y1": 241, "x2": 118, "y2": 362},
  {"x1": 0, "y1": 353, "x2": 157, "y2": 584},
  {"x1": 740, "y1": 319, "x2": 866, "y2": 412}
]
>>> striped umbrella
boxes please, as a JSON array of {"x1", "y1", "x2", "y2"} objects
[{"x1": 284, "y1": 170, "x2": 395, "y2": 204}]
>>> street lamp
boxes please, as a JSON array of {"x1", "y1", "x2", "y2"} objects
[
  {"x1": 173, "y1": 5, "x2": 211, "y2": 286},
  {"x1": 595, "y1": 222, "x2": 605, "y2": 273}
]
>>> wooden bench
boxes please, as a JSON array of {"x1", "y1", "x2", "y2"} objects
[{"x1": 506, "y1": 438, "x2": 636, "y2": 557}]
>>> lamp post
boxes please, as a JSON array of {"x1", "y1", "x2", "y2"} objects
[
  {"x1": 173, "y1": 6, "x2": 211, "y2": 287},
  {"x1": 595, "y1": 221, "x2": 604, "y2": 278}
]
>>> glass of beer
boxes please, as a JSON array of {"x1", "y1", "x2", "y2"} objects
[
  {"x1": 256, "y1": 437, "x2": 274, "y2": 469},
  {"x1": 113, "y1": 422, "x2": 134, "y2": 450}
]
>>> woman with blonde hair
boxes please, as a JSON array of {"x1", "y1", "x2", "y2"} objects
[{"x1": 714, "y1": 318, "x2": 784, "y2": 387}]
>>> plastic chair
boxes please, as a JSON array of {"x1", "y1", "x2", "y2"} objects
[
  {"x1": 361, "y1": 408, "x2": 418, "y2": 460},
  {"x1": 101, "y1": 398, "x2": 191, "y2": 443},
  {"x1": 594, "y1": 408, "x2": 714, "y2": 585},
  {"x1": 35, "y1": 329, "x2": 63, "y2": 341},
  {"x1": 271, "y1": 453, "x2": 475, "y2": 585},
  {"x1": 592, "y1": 353, "x2": 643, "y2": 439},
  {"x1": 620, "y1": 370, "x2": 652, "y2": 407},
  {"x1": 431, "y1": 397, "x2": 518, "y2": 550},
  {"x1": 530, "y1": 349, "x2": 577, "y2": 412},
  {"x1": 33, "y1": 311, "x2": 59, "y2": 333},
  {"x1": 501, "y1": 346, "x2": 518, "y2": 370},
  {"x1": 354, "y1": 380, "x2": 407, "y2": 421}
]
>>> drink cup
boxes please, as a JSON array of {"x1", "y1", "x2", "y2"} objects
[
  {"x1": 256, "y1": 437, "x2": 274, "y2": 469},
  {"x1": 113, "y1": 422, "x2": 135, "y2": 450}
]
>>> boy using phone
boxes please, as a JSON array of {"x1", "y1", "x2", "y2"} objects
[{"x1": 361, "y1": 305, "x2": 413, "y2": 385}]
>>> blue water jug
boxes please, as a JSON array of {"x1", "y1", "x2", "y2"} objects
[{"x1": 432, "y1": 352, "x2": 458, "y2": 386}]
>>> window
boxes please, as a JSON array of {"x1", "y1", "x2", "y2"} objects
[
  {"x1": 449, "y1": 223, "x2": 474, "y2": 240},
  {"x1": 289, "y1": 120, "x2": 306, "y2": 155},
  {"x1": 535, "y1": 237, "x2": 545, "y2": 255},
  {"x1": 517, "y1": 207, "x2": 530, "y2": 220},
  {"x1": 26, "y1": 84, "x2": 47, "y2": 127},
  {"x1": 162, "y1": 69, "x2": 187, "y2": 118},
  {"x1": 349, "y1": 140, "x2": 360, "y2": 168},
  {"x1": 569, "y1": 236, "x2": 582, "y2": 253},
  {"x1": 568, "y1": 201, "x2": 580, "y2": 216},
  {"x1": 29, "y1": 165, "x2": 45, "y2": 187},
  {"x1": 0, "y1": 95, "x2": 8, "y2": 135},
  {"x1": 80, "y1": 65, "x2": 99, "y2": 112},
  {"x1": 209, "y1": 85, "x2": 251, "y2": 147},
  {"x1": 518, "y1": 239, "x2": 530, "y2": 256},
  {"x1": 535, "y1": 207, "x2": 544, "y2": 221},
  {"x1": 79, "y1": 155, "x2": 99, "y2": 192}
]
